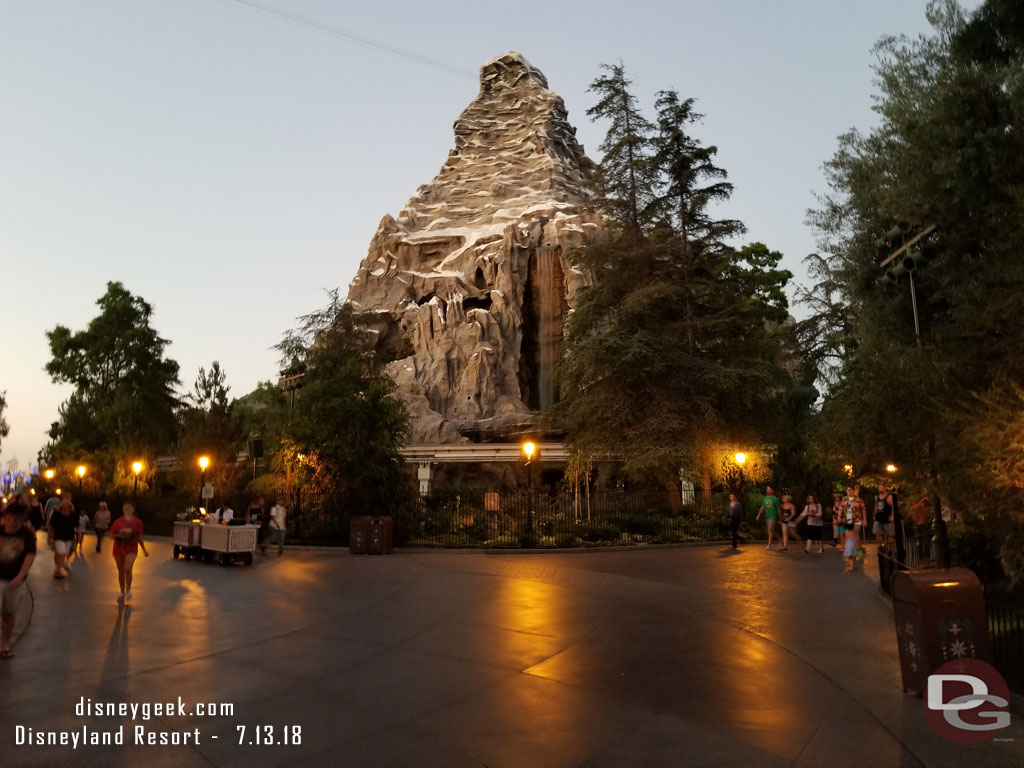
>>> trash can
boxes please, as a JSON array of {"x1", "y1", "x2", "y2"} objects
[
  {"x1": 367, "y1": 516, "x2": 394, "y2": 555},
  {"x1": 349, "y1": 516, "x2": 372, "y2": 554},
  {"x1": 892, "y1": 568, "x2": 992, "y2": 696}
]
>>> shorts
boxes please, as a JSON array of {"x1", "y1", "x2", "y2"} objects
[
  {"x1": 54, "y1": 539, "x2": 73, "y2": 555},
  {"x1": 835, "y1": 523, "x2": 846, "y2": 534},
  {"x1": 873, "y1": 521, "x2": 895, "y2": 536},
  {"x1": 1, "y1": 580, "x2": 27, "y2": 617},
  {"x1": 807, "y1": 526, "x2": 822, "y2": 541},
  {"x1": 765, "y1": 518, "x2": 777, "y2": 531}
]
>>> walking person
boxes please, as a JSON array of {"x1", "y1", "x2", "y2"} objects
[
  {"x1": 841, "y1": 486, "x2": 865, "y2": 572},
  {"x1": 267, "y1": 498, "x2": 287, "y2": 556},
  {"x1": 109, "y1": 502, "x2": 149, "y2": 604},
  {"x1": 0, "y1": 503, "x2": 36, "y2": 658},
  {"x1": 779, "y1": 494, "x2": 802, "y2": 551},
  {"x1": 726, "y1": 493, "x2": 743, "y2": 549},
  {"x1": 92, "y1": 501, "x2": 111, "y2": 553},
  {"x1": 47, "y1": 499, "x2": 77, "y2": 578},
  {"x1": 873, "y1": 485, "x2": 896, "y2": 550},
  {"x1": 830, "y1": 490, "x2": 843, "y2": 547},
  {"x1": 76, "y1": 508, "x2": 89, "y2": 555},
  {"x1": 795, "y1": 494, "x2": 825, "y2": 553},
  {"x1": 755, "y1": 486, "x2": 781, "y2": 551},
  {"x1": 28, "y1": 493, "x2": 45, "y2": 532}
]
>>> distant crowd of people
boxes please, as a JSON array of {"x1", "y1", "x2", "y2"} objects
[{"x1": 726, "y1": 483, "x2": 899, "y2": 571}]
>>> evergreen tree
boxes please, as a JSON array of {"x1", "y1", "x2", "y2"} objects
[
  {"x1": 560, "y1": 68, "x2": 792, "y2": 484},
  {"x1": 586, "y1": 63, "x2": 658, "y2": 233},
  {"x1": 652, "y1": 90, "x2": 744, "y2": 256}
]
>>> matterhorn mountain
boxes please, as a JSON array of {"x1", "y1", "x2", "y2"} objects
[{"x1": 346, "y1": 52, "x2": 606, "y2": 444}]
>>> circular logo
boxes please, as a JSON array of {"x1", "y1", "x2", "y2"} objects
[{"x1": 926, "y1": 658, "x2": 1011, "y2": 744}]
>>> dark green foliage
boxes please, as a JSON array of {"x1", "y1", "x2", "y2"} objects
[
  {"x1": 586, "y1": 62, "x2": 658, "y2": 233},
  {"x1": 45, "y1": 282, "x2": 180, "y2": 480},
  {"x1": 276, "y1": 291, "x2": 412, "y2": 518},
  {"x1": 176, "y1": 361, "x2": 243, "y2": 499},
  {"x1": 802, "y1": 0, "x2": 1024, "y2": 583},
  {"x1": 561, "y1": 66, "x2": 793, "y2": 481}
]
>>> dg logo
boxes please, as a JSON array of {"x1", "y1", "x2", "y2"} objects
[{"x1": 926, "y1": 658, "x2": 1012, "y2": 744}]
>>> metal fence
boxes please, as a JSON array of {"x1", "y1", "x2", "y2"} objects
[
  {"x1": 282, "y1": 487, "x2": 780, "y2": 548},
  {"x1": 989, "y1": 602, "x2": 1024, "y2": 694},
  {"x1": 400, "y1": 489, "x2": 739, "y2": 548}
]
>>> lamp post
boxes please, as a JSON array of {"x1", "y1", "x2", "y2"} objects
[
  {"x1": 76, "y1": 465, "x2": 86, "y2": 495},
  {"x1": 522, "y1": 441, "x2": 536, "y2": 536},
  {"x1": 734, "y1": 452, "x2": 746, "y2": 498},
  {"x1": 132, "y1": 461, "x2": 143, "y2": 497},
  {"x1": 44, "y1": 468, "x2": 54, "y2": 494},
  {"x1": 198, "y1": 456, "x2": 209, "y2": 511}
]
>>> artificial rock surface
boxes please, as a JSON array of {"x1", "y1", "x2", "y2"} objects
[{"x1": 346, "y1": 52, "x2": 605, "y2": 444}]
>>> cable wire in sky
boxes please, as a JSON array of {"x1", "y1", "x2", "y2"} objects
[{"x1": 222, "y1": 0, "x2": 476, "y2": 79}]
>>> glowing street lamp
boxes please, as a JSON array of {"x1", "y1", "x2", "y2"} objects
[
  {"x1": 843, "y1": 463, "x2": 854, "y2": 477},
  {"x1": 132, "y1": 461, "x2": 143, "y2": 496},
  {"x1": 734, "y1": 452, "x2": 747, "y2": 495},
  {"x1": 199, "y1": 456, "x2": 210, "y2": 510},
  {"x1": 76, "y1": 465, "x2": 86, "y2": 494},
  {"x1": 886, "y1": 464, "x2": 897, "y2": 474},
  {"x1": 44, "y1": 469, "x2": 55, "y2": 481},
  {"x1": 522, "y1": 442, "x2": 537, "y2": 536}
]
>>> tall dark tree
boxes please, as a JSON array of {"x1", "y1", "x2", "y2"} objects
[
  {"x1": 652, "y1": 90, "x2": 745, "y2": 256},
  {"x1": 46, "y1": 281, "x2": 180, "y2": 481},
  {"x1": 801, "y1": 0, "x2": 1024, "y2": 583},
  {"x1": 276, "y1": 291, "x2": 411, "y2": 518},
  {"x1": 177, "y1": 362, "x2": 240, "y2": 497},
  {"x1": 560, "y1": 68, "x2": 792, "y2": 484},
  {"x1": 586, "y1": 63, "x2": 658, "y2": 233}
]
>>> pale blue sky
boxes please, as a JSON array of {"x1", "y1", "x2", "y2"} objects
[{"x1": 0, "y1": 1, "x2": 971, "y2": 467}]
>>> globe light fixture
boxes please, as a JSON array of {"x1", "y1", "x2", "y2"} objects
[{"x1": 132, "y1": 461, "x2": 143, "y2": 496}]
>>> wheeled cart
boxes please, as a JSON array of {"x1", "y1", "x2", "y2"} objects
[
  {"x1": 172, "y1": 522, "x2": 258, "y2": 566},
  {"x1": 172, "y1": 521, "x2": 204, "y2": 560}
]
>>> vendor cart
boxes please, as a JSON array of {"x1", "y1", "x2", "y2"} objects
[
  {"x1": 172, "y1": 520, "x2": 204, "y2": 560},
  {"x1": 197, "y1": 523, "x2": 259, "y2": 566}
]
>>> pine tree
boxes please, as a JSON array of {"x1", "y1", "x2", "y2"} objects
[
  {"x1": 560, "y1": 69, "x2": 792, "y2": 483},
  {"x1": 586, "y1": 63, "x2": 658, "y2": 233},
  {"x1": 652, "y1": 90, "x2": 744, "y2": 257}
]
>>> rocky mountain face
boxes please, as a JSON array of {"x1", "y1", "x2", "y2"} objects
[{"x1": 346, "y1": 52, "x2": 605, "y2": 444}]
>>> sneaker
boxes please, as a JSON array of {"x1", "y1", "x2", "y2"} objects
[
  {"x1": 124, "y1": 591, "x2": 133, "y2": 603},
  {"x1": 778, "y1": 546, "x2": 787, "y2": 551},
  {"x1": 117, "y1": 593, "x2": 125, "y2": 603},
  {"x1": 765, "y1": 544, "x2": 771, "y2": 550}
]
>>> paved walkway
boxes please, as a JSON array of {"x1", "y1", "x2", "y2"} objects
[{"x1": 2, "y1": 535, "x2": 1022, "y2": 767}]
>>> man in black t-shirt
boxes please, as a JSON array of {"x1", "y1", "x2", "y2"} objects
[
  {"x1": 1, "y1": 503, "x2": 37, "y2": 658},
  {"x1": 47, "y1": 499, "x2": 77, "y2": 578}
]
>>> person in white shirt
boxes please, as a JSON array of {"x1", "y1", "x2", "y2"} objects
[
  {"x1": 212, "y1": 504, "x2": 233, "y2": 526},
  {"x1": 268, "y1": 499, "x2": 287, "y2": 556}
]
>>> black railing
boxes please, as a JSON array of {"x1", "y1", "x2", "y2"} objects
[
  {"x1": 400, "y1": 489, "x2": 738, "y2": 548},
  {"x1": 988, "y1": 601, "x2": 1024, "y2": 695}
]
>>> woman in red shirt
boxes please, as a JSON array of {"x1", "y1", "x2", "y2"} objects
[{"x1": 109, "y1": 503, "x2": 149, "y2": 604}]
